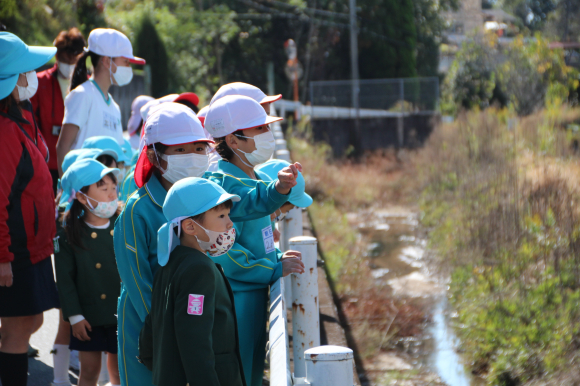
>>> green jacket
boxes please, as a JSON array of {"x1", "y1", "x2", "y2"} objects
[
  {"x1": 139, "y1": 246, "x2": 246, "y2": 386},
  {"x1": 54, "y1": 217, "x2": 121, "y2": 327}
]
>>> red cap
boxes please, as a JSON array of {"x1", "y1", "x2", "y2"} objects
[{"x1": 174, "y1": 92, "x2": 200, "y2": 107}]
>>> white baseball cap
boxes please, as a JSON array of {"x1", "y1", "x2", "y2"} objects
[
  {"x1": 205, "y1": 95, "x2": 283, "y2": 138},
  {"x1": 134, "y1": 103, "x2": 214, "y2": 187},
  {"x1": 210, "y1": 82, "x2": 282, "y2": 106},
  {"x1": 128, "y1": 95, "x2": 154, "y2": 135},
  {"x1": 140, "y1": 94, "x2": 179, "y2": 121},
  {"x1": 86, "y1": 28, "x2": 145, "y2": 65}
]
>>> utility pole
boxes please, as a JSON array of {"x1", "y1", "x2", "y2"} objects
[
  {"x1": 349, "y1": 0, "x2": 359, "y2": 112},
  {"x1": 349, "y1": 0, "x2": 361, "y2": 156}
]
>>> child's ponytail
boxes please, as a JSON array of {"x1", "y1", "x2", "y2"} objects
[
  {"x1": 62, "y1": 186, "x2": 90, "y2": 250},
  {"x1": 70, "y1": 50, "x2": 102, "y2": 92}
]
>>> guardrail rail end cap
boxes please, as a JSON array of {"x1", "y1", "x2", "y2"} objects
[
  {"x1": 305, "y1": 345, "x2": 354, "y2": 361},
  {"x1": 289, "y1": 235, "x2": 317, "y2": 244}
]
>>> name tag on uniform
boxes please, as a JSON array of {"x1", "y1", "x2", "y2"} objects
[
  {"x1": 188, "y1": 294, "x2": 204, "y2": 315},
  {"x1": 262, "y1": 225, "x2": 275, "y2": 254},
  {"x1": 103, "y1": 111, "x2": 119, "y2": 132},
  {"x1": 52, "y1": 125, "x2": 62, "y2": 136}
]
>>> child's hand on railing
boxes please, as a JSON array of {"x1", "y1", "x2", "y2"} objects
[
  {"x1": 275, "y1": 162, "x2": 303, "y2": 194},
  {"x1": 281, "y1": 250, "x2": 305, "y2": 276}
]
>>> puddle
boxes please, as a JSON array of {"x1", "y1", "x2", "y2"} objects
[{"x1": 356, "y1": 210, "x2": 484, "y2": 386}]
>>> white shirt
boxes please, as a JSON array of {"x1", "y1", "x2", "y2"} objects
[{"x1": 63, "y1": 79, "x2": 124, "y2": 150}]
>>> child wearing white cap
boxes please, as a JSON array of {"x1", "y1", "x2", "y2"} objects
[
  {"x1": 210, "y1": 82, "x2": 282, "y2": 114},
  {"x1": 204, "y1": 95, "x2": 305, "y2": 386},
  {"x1": 113, "y1": 102, "x2": 297, "y2": 386},
  {"x1": 127, "y1": 95, "x2": 154, "y2": 149},
  {"x1": 56, "y1": 28, "x2": 146, "y2": 176}
]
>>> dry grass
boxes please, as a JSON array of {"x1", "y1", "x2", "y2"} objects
[{"x1": 415, "y1": 105, "x2": 580, "y2": 385}]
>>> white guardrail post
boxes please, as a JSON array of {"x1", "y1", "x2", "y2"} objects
[
  {"x1": 268, "y1": 277, "x2": 292, "y2": 386},
  {"x1": 289, "y1": 236, "x2": 320, "y2": 379},
  {"x1": 304, "y1": 346, "x2": 354, "y2": 386}
]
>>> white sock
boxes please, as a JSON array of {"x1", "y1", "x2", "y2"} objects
[
  {"x1": 52, "y1": 344, "x2": 71, "y2": 384},
  {"x1": 98, "y1": 352, "x2": 109, "y2": 382}
]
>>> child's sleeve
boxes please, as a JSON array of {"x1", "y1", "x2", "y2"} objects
[
  {"x1": 205, "y1": 172, "x2": 289, "y2": 222},
  {"x1": 211, "y1": 224, "x2": 283, "y2": 285},
  {"x1": 174, "y1": 264, "x2": 221, "y2": 386},
  {"x1": 114, "y1": 203, "x2": 154, "y2": 322},
  {"x1": 54, "y1": 233, "x2": 83, "y2": 321},
  {"x1": 138, "y1": 314, "x2": 154, "y2": 371}
]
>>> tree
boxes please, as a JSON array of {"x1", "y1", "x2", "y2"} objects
[
  {"x1": 500, "y1": 0, "x2": 557, "y2": 31},
  {"x1": 134, "y1": 15, "x2": 169, "y2": 97},
  {"x1": 0, "y1": 0, "x2": 80, "y2": 46},
  {"x1": 413, "y1": 0, "x2": 459, "y2": 77},
  {"x1": 358, "y1": 0, "x2": 417, "y2": 78}
]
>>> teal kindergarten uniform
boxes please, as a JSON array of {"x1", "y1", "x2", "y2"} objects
[
  {"x1": 115, "y1": 173, "x2": 288, "y2": 386},
  {"x1": 120, "y1": 169, "x2": 138, "y2": 203},
  {"x1": 205, "y1": 159, "x2": 284, "y2": 386},
  {"x1": 139, "y1": 246, "x2": 246, "y2": 386}
]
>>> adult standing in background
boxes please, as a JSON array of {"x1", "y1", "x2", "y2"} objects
[
  {"x1": 31, "y1": 27, "x2": 86, "y2": 195},
  {"x1": 56, "y1": 28, "x2": 145, "y2": 176},
  {"x1": 0, "y1": 32, "x2": 60, "y2": 386}
]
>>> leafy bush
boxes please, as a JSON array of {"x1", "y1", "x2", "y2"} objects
[{"x1": 442, "y1": 33, "x2": 579, "y2": 117}]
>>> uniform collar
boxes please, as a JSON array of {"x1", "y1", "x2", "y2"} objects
[
  {"x1": 144, "y1": 174, "x2": 167, "y2": 208},
  {"x1": 216, "y1": 159, "x2": 265, "y2": 181},
  {"x1": 89, "y1": 78, "x2": 111, "y2": 106}
]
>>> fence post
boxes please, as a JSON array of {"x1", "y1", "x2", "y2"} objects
[
  {"x1": 282, "y1": 207, "x2": 304, "y2": 308},
  {"x1": 397, "y1": 78, "x2": 404, "y2": 148},
  {"x1": 268, "y1": 278, "x2": 292, "y2": 386},
  {"x1": 305, "y1": 346, "x2": 354, "y2": 386},
  {"x1": 289, "y1": 236, "x2": 320, "y2": 378}
]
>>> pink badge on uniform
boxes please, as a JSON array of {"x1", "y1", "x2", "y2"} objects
[{"x1": 188, "y1": 294, "x2": 204, "y2": 315}]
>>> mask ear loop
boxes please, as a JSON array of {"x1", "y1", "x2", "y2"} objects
[
  {"x1": 152, "y1": 143, "x2": 168, "y2": 173},
  {"x1": 79, "y1": 191, "x2": 97, "y2": 211}
]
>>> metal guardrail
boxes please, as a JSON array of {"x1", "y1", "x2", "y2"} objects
[{"x1": 268, "y1": 106, "x2": 355, "y2": 386}]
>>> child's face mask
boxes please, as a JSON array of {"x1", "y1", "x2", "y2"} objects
[
  {"x1": 80, "y1": 192, "x2": 117, "y2": 219},
  {"x1": 193, "y1": 220, "x2": 236, "y2": 257}
]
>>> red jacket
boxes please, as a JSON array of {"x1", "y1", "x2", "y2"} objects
[
  {"x1": 30, "y1": 64, "x2": 64, "y2": 171},
  {"x1": 0, "y1": 101, "x2": 56, "y2": 270}
]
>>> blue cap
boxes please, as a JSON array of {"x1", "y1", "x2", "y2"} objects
[
  {"x1": 121, "y1": 138, "x2": 134, "y2": 160},
  {"x1": 62, "y1": 148, "x2": 111, "y2": 174},
  {"x1": 255, "y1": 159, "x2": 313, "y2": 208},
  {"x1": 157, "y1": 177, "x2": 240, "y2": 266},
  {"x1": 60, "y1": 159, "x2": 120, "y2": 210},
  {"x1": 81, "y1": 136, "x2": 130, "y2": 163},
  {"x1": 129, "y1": 148, "x2": 139, "y2": 167},
  {"x1": 0, "y1": 32, "x2": 57, "y2": 100}
]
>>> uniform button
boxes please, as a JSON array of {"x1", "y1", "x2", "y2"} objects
[
  {"x1": 110, "y1": 230, "x2": 114, "y2": 236},
  {"x1": 96, "y1": 263, "x2": 102, "y2": 269},
  {"x1": 101, "y1": 294, "x2": 106, "y2": 300},
  {"x1": 91, "y1": 232, "x2": 97, "y2": 239}
]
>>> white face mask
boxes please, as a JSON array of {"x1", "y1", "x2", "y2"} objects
[
  {"x1": 58, "y1": 62, "x2": 75, "y2": 79},
  {"x1": 17, "y1": 71, "x2": 38, "y2": 101},
  {"x1": 193, "y1": 220, "x2": 236, "y2": 257},
  {"x1": 235, "y1": 130, "x2": 275, "y2": 167},
  {"x1": 80, "y1": 192, "x2": 117, "y2": 219},
  {"x1": 274, "y1": 209, "x2": 287, "y2": 222},
  {"x1": 110, "y1": 59, "x2": 133, "y2": 87},
  {"x1": 157, "y1": 151, "x2": 209, "y2": 184}
]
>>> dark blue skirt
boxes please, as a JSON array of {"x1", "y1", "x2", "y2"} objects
[
  {"x1": 0, "y1": 257, "x2": 60, "y2": 317},
  {"x1": 69, "y1": 325, "x2": 118, "y2": 354}
]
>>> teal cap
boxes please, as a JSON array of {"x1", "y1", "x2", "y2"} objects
[
  {"x1": 255, "y1": 159, "x2": 312, "y2": 208},
  {"x1": 60, "y1": 159, "x2": 120, "y2": 209},
  {"x1": 121, "y1": 138, "x2": 134, "y2": 160},
  {"x1": 81, "y1": 136, "x2": 130, "y2": 163},
  {"x1": 130, "y1": 148, "x2": 139, "y2": 167},
  {"x1": 0, "y1": 32, "x2": 56, "y2": 100},
  {"x1": 157, "y1": 177, "x2": 240, "y2": 267},
  {"x1": 62, "y1": 148, "x2": 116, "y2": 174}
]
